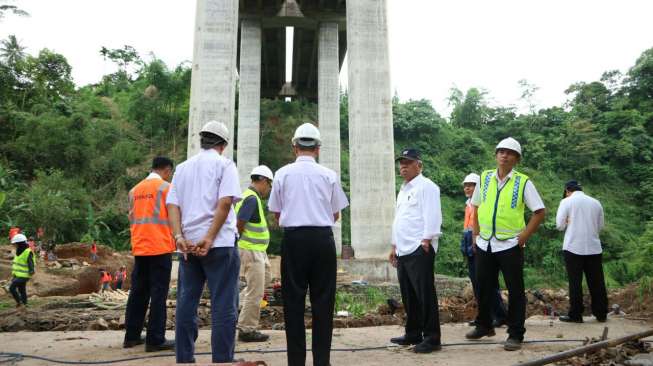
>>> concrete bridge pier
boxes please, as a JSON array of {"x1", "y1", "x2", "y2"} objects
[
  {"x1": 318, "y1": 21, "x2": 342, "y2": 253},
  {"x1": 346, "y1": 0, "x2": 396, "y2": 259},
  {"x1": 236, "y1": 19, "x2": 262, "y2": 187},
  {"x1": 187, "y1": 0, "x2": 239, "y2": 158}
]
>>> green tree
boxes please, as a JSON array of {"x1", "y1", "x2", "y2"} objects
[{"x1": 0, "y1": 34, "x2": 26, "y2": 66}]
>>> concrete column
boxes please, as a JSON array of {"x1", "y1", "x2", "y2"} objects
[
  {"x1": 317, "y1": 22, "x2": 342, "y2": 254},
  {"x1": 236, "y1": 20, "x2": 262, "y2": 188},
  {"x1": 187, "y1": 0, "x2": 239, "y2": 159},
  {"x1": 346, "y1": 0, "x2": 396, "y2": 259}
]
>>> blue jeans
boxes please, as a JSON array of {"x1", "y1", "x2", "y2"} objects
[{"x1": 175, "y1": 247, "x2": 240, "y2": 363}]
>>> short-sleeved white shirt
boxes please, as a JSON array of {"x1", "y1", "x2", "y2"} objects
[
  {"x1": 556, "y1": 191, "x2": 604, "y2": 255},
  {"x1": 166, "y1": 149, "x2": 242, "y2": 248},
  {"x1": 471, "y1": 169, "x2": 545, "y2": 253},
  {"x1": 268, "y1": 156, "x2": 349, "y2": 227}
]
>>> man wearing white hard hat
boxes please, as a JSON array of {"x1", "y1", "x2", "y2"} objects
[
  {"x1": 235, "y1": 165, "x2": 274, "y2": 342},
  {"x1": 9, "y1": 233, "x2": 36, "y2": 309},
  {"x1": 465, "y1": 137, "x2": 546, "y2": 351},
  {"x1": 461, "y1": 173, "x2": 507, "y2": 328},
  {"x1": 166, "y1": 120, "x2": 242, "y2": 363},
  {"x1": 268, "y1": 122, "x2": 349, "y2": 366}
]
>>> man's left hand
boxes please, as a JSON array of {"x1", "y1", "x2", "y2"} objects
[
  {"x1": 517, "y1": 235, "x2": 527, "y2": 248},
  {"x1": 194, "y1": 236, "x2": 214, "y2": 257},
  {"x1": 421, "y1": 239, "x2": 431, "y2": 253}
]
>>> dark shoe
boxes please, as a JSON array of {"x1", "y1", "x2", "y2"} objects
[
  {"x1": 596, "y1": 316, "x2": 607, "y2": 323},
  {"x1": 238, "y1": 330, "x2": 270, "y2": 342},
  {"x1": 414, "y1": 339, "x2": 442, "y2": 353},
  {"x1": 465, "y1": 327, "x2": 495, "y2": 340},
  {"x1": 559, "y1": 315, "x2": 583, "y2": 323},
  {"x1": 504, "y1": 337, "x2": 522, "y2": 351},
  {"x1": 492, "y1": 318, "x2": 507, "y2": 328},
  {"x1": 145, "y1": 340, "x2": 175, "y2": 352},
  {"x1": 390, "y1": 335, "x2": 423, "y2": 345},
  {"x1": 122, "y1": 337, "x2": 145, "y2": 349},
  {"x1": 468, "y1": 319, "x2": 479, "y2": 327}
]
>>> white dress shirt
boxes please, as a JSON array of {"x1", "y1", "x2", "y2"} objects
[
  {"x1": 166, "y1": 149, "x2": 242, "y2": 248},
  {"x1": 556, "y1": 191, "x2": 604, "y2": 255},
  {"x1": 471, "y1": 169, "x2": 545, "y2": 253},
  {"x1": 268, "y1": 156, "x2": 349, "y2": 227},
  {"x1": 392, "y1": 174, "x2": 442, "y2": 256}
]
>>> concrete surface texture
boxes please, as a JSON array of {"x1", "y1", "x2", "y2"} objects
[
  {"x1": 187, "y1": 0, "x2": 238, "y2": 159},
  {"x1": 236, "y1": 19, "x2": 262, "y2": 188},
  {"x1": 317, "y1": 21, "x2": 343, "y2": 254},
  {"x1": 2, "y1": 317, "x2": 650, "y2": 365},
  {"x1": 346, "y1": 0, "x2": 397, "y2": 259}
]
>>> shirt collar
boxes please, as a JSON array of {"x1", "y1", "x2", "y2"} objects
[
  {"x1": 570, "y1": 191, "x2": 584, "y2": 197},
  {"x1": 494, "y1": 169, "x2": 514, "y2": 183},
  {"x1": 402, "y1": 174, "x2": 423, "y2": 189},
  {"x1": 296, "y1": 156, "x2": 316, "y2": 163},
  {"x1": 146, "y1": 172, "x2": 163, "y2": 180}
]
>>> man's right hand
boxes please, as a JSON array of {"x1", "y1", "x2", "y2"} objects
[
  {"x1": 176, "y1": 238, "x2": 193, "y2": 260},
  {"x1": 388, "y1": 247, "x2": 397, "y2": 268}
]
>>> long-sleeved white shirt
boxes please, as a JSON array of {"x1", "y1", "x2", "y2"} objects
[
  {"x1": 471, "y1": 169, "x2": 545, "y2": 253},
  {"x1": 556, "y1": 191, "x2": 604, "y2": 255},
  {"x1": 392, "y1": 174, "x2": 442, "y2": 256}
]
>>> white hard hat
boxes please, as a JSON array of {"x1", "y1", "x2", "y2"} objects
[
  {"x1": 463, "y1": 173, "x2": 481, "y2": 185},
  {"x1": 200, "y1": 120, "x2": 230, "y2": 143},
  {"x1": 11, "y1": 233, "x2": 27, "y2": 244},
  {"x1": 291, "y1": 123, "x2": 321, "y2": 147},
  {"x1": 250, "y1": 165, "x2": 274, "y2": 181},
  {"x1": 496, "y1": 137, "x2": 522, "y2": 156}
]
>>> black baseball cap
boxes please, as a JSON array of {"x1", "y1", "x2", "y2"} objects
[
  {"x1": 565, "y1": 180, "x2": 582, "y2": 190},
  {"x1": 395, "y1": 148, "x2": 421, "y2": 162}
]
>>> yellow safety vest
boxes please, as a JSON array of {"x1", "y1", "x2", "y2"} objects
[
  {"x1": 12, "y1": 248, "x2": 34, "y2": 279},
  {"x1": 235, "y1": 188, "x2": 270, "y2": 252},
  {"x1": 478, "y1": 169, "x2": 528, "y2": 241}
]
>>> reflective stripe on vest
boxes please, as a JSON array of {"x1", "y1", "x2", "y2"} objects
[
  {"x1": 235, "y1": 188, "x2": 270, "y2": 252},
  {"x1": 129, "y1": 178, "x2": 175, "y2": 256},
  {"x1": 12, "y1": 248, "x2": 33, "y2": 278},
  {"x1": 477, "y1": 170, "x2": 528, "y2": 241}
]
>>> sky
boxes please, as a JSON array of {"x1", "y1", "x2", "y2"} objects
[{"x1": 1, "y1": 0, "x2": 652, "y2": 115}]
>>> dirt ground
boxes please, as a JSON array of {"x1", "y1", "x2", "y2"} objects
[{"x1": 1, "y1": 316, "x2": 651, "y2": 365}]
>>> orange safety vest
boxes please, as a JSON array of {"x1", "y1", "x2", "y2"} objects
[
  {"x1": 463, "y1": 201, "x2": 476, "y2": 230},
  {"x1": 129, "y1": 177, "x2": 175, "y2": 256}
]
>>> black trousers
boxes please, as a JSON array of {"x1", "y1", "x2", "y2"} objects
[
  {"x1": 9, "y1": 277, "x2": 29, "y2": 305},
  {"x1": 124, "y1": 253, "x2": 172, "y2": 346},
  {"x1": 467, "y1": 255, "x2": 507, "y2": 322},
  {"x1": 281, "y1": 227, "x2": 336, "y2": 366},
  {"x1": 476, "y1": 245, "x2": 525, "y2": 340},
  {"x1": 397, "y1": 246, "x2": 441, "y2": 343},
  {"x1": 563, "y1": 250, "x2": 608, "y2": 319}
]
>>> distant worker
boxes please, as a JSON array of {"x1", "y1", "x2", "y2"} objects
[
  {"x1": 268, "y1": 122, "x2": 349, "y2": 366},
  {"x1": 9, "y1": 233, "x2": 35, "y2": 309},
  {"x1": 465, "y1": 137, "x2": 546, "y2": 351},
  {"x1": 556, "y1": 180, "x2": 607, "y2": 323},
  {"x1": 114, "y1": 266, "x2": 127, "y2": 290},
  {"x1": 8, "y1": 227, "x2": 21, "y2": 241},
  {"x1": 100, "y1": 269, "x2": 112, "y2": 292},
  {"x1": 123, "y1": 156, "x2": 176, "y2": 352},
  {"x1": 460, "y1": 173, "x2": 507, "y2": 328},
  {"x1": 235, "y1": 165, "x2": 274, "y2": 342},
  {"x1": 388, "y1": 148, "x2": 442, "y2": 353},
  {"x1": 166, "y1": 121, "x2": 242, "y2": 363},
  {"x1": 27, "y1": 236, "x2": 36, "y2": 253},
  {"x1": 90, "y1": 241, "x2": 98, "y2": 262}
]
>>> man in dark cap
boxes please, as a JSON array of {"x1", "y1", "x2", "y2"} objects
[
  {"x1": 556, "y1": 180, "x2": 607, "y2": 323},
  {"x1": 388, "y1": 148, "x2": 443, "y2": 353}
]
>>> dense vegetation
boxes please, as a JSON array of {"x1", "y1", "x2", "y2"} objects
[{"x1": 1, "y1": 36, "x2": 652, "y2": 287}]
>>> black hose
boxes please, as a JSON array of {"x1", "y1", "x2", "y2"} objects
[{"x1": 0, "y1": 338, "x2": 590, "y2": 365}]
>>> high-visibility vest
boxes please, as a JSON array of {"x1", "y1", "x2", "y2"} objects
[
  {"x1": 12, "y1": 248, "x2": 34, "y2": 279},
  {"x1": 129, "y1": 178, "x2": 175, "y2": 256},
  {"x1": 101, "y1": 272, "x2": 112, "y2": 283},
  {"x1": 234, "y1": 188, "x2": 270, "y2": 252},
  {"x1": 478, "y1": 169, "x2": 529, "y2": 241}
]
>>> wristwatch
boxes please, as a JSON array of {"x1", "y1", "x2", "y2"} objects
[{"x1": 174, "y1": 234, "x2": 184, "y2": 242}]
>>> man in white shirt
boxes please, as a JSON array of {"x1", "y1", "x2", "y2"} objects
[
  {"x1": 388, "y1": 148, "x2": 442, "y2": 353},
  {"x1": 556, "y1": 180, "x2": 607, "y2": 323},
  {"x1": 465, "y1": 137, "x2": 546, "y2": 351},
  {"x1": 268, "y1": 123, "x2": 349, "y2": 366},
  {"x1": 166, "y1": 121, "x2": 242, "y2": 364}
]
